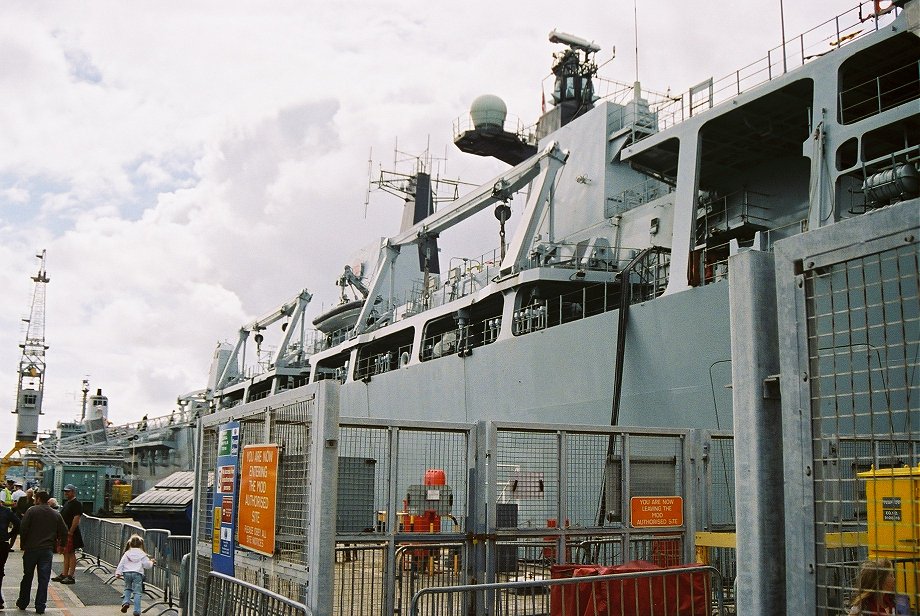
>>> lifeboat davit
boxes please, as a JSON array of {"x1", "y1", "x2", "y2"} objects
[{"x1": 312, "y1": 299, "x2": 364, "y2": 334}]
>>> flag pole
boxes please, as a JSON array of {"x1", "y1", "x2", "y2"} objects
[{"x1": 780, "y1": 0, "x2": 788, "y2": 74}]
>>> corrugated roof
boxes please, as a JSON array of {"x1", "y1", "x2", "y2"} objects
[{"x1": 125, "y1": 471, "x2": 195, "y2": 513}]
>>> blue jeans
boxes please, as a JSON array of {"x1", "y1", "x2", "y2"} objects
[
  {"x1": 17, "y1": 548, "x2": 53, "y2": 611},
  {"x1": 122, "y1": 571, "x2": 144, "y2": 614}
]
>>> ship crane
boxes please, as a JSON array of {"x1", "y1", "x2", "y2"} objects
[{"x1": 1, "y1": 250, "x2": 51, "y2": 480}]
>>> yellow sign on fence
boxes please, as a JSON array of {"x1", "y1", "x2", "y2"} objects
[
  {"x1": 630, "y1": 496, "x2": 684, "y2": 528},
  {"x1": 238, "y1": 444, "x2": 280, "y2": 556}
]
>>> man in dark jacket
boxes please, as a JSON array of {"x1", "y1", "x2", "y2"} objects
[
  {"x1": 0, "y1": 503, "x2": 20, "y2": 608},
  {"x1": 16, "y1": 490, "x2": 67, "y2": 615}
]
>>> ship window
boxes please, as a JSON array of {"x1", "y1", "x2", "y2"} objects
[
  {"x1": 836, "y1": 137, "x2": 858, "y2": 171},
  {"x1": 23, "y1": 394, "x2": 36, "y2": 406}
]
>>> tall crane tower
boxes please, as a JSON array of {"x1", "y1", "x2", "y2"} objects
[
  {"x1": 13, "y1": 250, "x2": 50, "y2": 443},
  {"x1": 0, "y1": 251, "x2": 50, "y2": 481}
]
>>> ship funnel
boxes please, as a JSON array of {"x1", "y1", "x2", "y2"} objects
[{"x1": 86, "y1": 389, "x2": 109, "y2": 422}]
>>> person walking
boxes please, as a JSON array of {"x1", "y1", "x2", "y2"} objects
[
  {"x1": 54, "y1": 484, "x2": 83, "y2": 584},
  {"x1": 0, "y1": 502, "x2": 20, "y2": 608},
  {"x1": 16, "y1": 489, "x2": 67, "y2": 614},
  {"x1": 115, "y1": 534, "x2": 155, "y2": 616}
]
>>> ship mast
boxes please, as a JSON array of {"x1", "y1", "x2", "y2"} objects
[{"x1": 13, "y1": 250, "x2": 50, "y2": 443}]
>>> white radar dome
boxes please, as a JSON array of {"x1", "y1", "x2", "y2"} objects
[{"x1": 470, "y1": 94, "x2": 507, "y2": 130}]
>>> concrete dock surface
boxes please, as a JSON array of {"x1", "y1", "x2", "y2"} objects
[{"x1": 0, "y1": 549, "x2": 166, "y2": 615}]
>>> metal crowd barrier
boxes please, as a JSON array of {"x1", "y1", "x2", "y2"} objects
[
  {"x1": 79, "y1": 515, "x2": 191, "y2": 615},
  {"x1": 203, "y1": 571, "x2": 313, "y2": 616},
  {"x1": 409, "y1": 565, "x2": 725, "y2": 616}
]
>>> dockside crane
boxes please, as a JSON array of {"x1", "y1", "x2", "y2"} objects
[{"x1": 1, "y1": 250, "x2": 50, "y2": 479}]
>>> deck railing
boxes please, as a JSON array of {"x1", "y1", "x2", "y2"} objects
[{"x1": 603, "y1": 1, "x2": 903, "y2": 136}]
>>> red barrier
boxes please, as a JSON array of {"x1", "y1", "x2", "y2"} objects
[{"x1": 549, "y1": 561, "x2": 711, "y2": 616}]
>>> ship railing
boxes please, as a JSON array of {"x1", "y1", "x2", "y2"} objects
[
  {"x1": 526, "y1": 241, "x2": 626, "y2": 274},
  {"x1": 203, "y1": 570, "x2": 313, "y2": 616},
  {"x1": 606, "y1": 176, "x2": 674, "y2": 218},
  {"x1": 395, "y1": 249, "x2": 505, "y2": 320},
  {"x1": 452, "y1": 113, "x2": 538, "y2": 147},
  {"x1": 509, "y1": 252, "x2": 671, "y2": 336},
  {"x1": 849, "y1": 146, "x2": 920, "y2": 212},
  {"x1": 397, "y1": 242, "x2": 647, "y2": 331},
  {"x1": 696, "y1": 188, "x2": 773, "y2": 244},
  {"x1": 354, "y1": 343, "x2": 413, "y2": 381},
  {"x1": 642, "y1": 1, "x2": 901, "y2": 135},
  {"x1": 838, "y1": 58, "x2": 920, "y2": 125},
  {"x1": 420, "y1": 318, "x2": 502, "y2": 362},
  {"x1": 79, "y1": 515, "x2": 191, "y2": 615},
  {"x1": 693, "y1": 216, "x2": 811, "y2": 287},
  {"x1": 408, "y1": 564, "x2": 725, "y2": 616},
  {"x1": 762, "y1": 218, "x2": 808, "y2": 248}
]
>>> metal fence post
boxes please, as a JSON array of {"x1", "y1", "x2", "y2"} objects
[
  {"x1": 305, "y1": 380, "x2": 340, "y2": 615},
  {"x1": 189, "y1": 415, "x2": 203, "y2": 612},
  {"x1": 730, "y1": 249, "x2": 786, "y2": 613}
]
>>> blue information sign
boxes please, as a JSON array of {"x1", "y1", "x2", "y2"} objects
[{"x1": 211, "y1": 420, "x2": 240, "y2": 575}]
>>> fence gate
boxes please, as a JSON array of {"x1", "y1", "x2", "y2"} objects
[
  {"x1": 329, "y1": 422, "x2": 734, "y2": 616},
  {"x1": 191, "y1": 386, "x2": 736, "y2": 615},
  {"x1": 776, "y1": 201, "x2": 919, "y2": 615}
]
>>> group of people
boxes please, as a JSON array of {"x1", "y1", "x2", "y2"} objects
[
  {"x1": 0, "y1": 479, "x2": 154, "y2": 616},
  {"x1": 0, "y1": 480, "x2": 85, "y2": 614}
]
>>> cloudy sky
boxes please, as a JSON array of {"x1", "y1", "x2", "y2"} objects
[{"x1": 0, "y1": 0, "x2": 859, "y2": 448}]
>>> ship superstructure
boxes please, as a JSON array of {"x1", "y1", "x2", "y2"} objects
[
  {"x1": 209, "y1": 4, "x2": 917, "y2": 432},
  {"x1": 185, "y1": 2, "x2": 918, "y2": 614}
]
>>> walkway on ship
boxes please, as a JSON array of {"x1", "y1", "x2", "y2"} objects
[{"x1": 0, "y1": 549, "x2": 153, "y2": 615}]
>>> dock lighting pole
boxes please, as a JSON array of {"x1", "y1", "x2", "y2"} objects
[{"x1": 780, "y1": 0, "x2": 788, "y2": 73}]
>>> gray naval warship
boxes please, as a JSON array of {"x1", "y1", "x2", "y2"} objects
[{"x1": 185, "y1": 2, "x2": 918, "y2": 614}]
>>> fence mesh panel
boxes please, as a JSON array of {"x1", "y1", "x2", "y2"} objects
[
  {"x1": 807, "y1": 242, "x2": 920, "y2": 612},
  {"x1": 270, "y1": 401, "x2": 312, "y2": 565}
]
